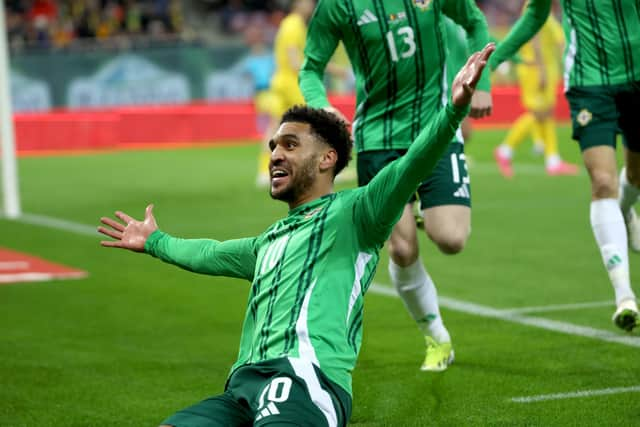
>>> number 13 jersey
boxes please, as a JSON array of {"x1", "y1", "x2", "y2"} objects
[{"x1": 301, "y1": 0, "x2": 490, "y2": 152}]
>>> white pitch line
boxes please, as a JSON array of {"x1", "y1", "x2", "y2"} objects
[
  {"x1": 470, "y1": 162, "x2": 547, "y2": 175},
  {"x1": 510, "y1": 385, "x2": 640, "y2": 403},
  {"x1": 0, "y1": 261, "x2": 29, "y2": 270},
  {"x1": 13, "y1": 213, "x2": 98, "y2": 237},
  {"x1": 368, "y1": 284, "x2": 640, "y2": 348},
  {"x1": 8, "y1": 214, "x2": 638, "y2": 347},
  {"x1": 499, "y1": 300, "x2": 613, "y2": 315},
  {"x1": 0, "y1": 271, "x2": 87, "y2": 283},
  {"x1": 468, "y1": 162, "x2": 584, "y2": 176}
]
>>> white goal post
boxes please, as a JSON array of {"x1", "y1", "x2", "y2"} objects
[{"x1": 0, "y1": 4, "x2": 21, "y2": 218}]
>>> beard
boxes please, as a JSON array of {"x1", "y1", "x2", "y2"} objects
[{"x1": 270, "y1": 156, "x2": 317, "y2": 203}]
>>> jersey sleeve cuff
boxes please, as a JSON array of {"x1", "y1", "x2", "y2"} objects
[
  {"x1": 447, "y1": 102, "x2": 470, "y2": 124},
  {"x1": 489, "y1": 53, "x2": 506, "y2": 70},
  {"x1": 144, "y1": 229, "x2": 166, "y2": 255},
  {"x1": 477, "y1": 70, "x2": 491, "y2": 91}
]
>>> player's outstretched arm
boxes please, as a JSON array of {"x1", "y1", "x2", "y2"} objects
[
  {"x1": 298, "y1": 0, "x2": 342, "y2": 110},
  {"x1": 356, "y1": 44, "x2": 494, "y2": 245},
  {"x1": 443, "y1": 0, "x2": 493, "y2": 118},
  {"x1": 489, "y1": 0, "x2": 552, "y2": 70},
  {"x1": 99, "y1": 204, "x2": 158, "y2": 252},
  {"x1": 99, "y1": 205, "x2": 257, "y2": 280}
]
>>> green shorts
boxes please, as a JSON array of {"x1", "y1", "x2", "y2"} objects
[
  {"x1": 565, "y1": 81, "x2": 640, "y2": 152},
  {"x1": 161, "y1": 357, "x2": 351, "y2": 427},
  {"x1": 357, "y1": 142, "x2": 471, "y2": 209}
]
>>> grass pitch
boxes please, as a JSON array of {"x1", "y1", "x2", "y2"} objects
[{"x1": 2, "y1": 126, "x2": 639, "y2": 426}]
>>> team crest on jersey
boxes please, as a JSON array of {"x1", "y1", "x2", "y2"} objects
[
  {"x1": 388, "y1": 11, "x2": 407, "y2": 23},
  {"x1": 413, "y1": 0, "x2": 432, "y2": 10},
  {"x1": 577, "y1": 108, "x2": 592, "y2": 127}
]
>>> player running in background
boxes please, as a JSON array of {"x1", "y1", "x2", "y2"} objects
[
  {"x1": 256, "y1": 0, "x2": 315, "y2": 187},
  {"x1": 235, "y1": 25, "x2": 275, "y2": 142},
  {"x1": 494, "y1": 12, "x2": 578, "y2": 178},
  {"x1": 98, "y1": 46, "x2": 494, "y2": 427},
  {"x1": 489, "y1": 0, "x2": 640, "y2": 331},
  {"x1": 256, "y1": 0, "x2": 346, "y2": 187},
  {"x1": 299, "y1": 0, "x2": 492, "y2": 371}
]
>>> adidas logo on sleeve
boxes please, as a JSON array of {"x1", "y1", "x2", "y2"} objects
[{"x1": 357, "y1": 9, "x2": 378, "y2": 26}]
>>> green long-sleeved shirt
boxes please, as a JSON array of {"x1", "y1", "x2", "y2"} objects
[
  {"x1": 299, "y1": 0, "x2": 490, "y2": 152},
  {"x1": 490, "y1": 0, "x2": 640, "y2": 88},
  {"x1": 144, "y1": 102, "x2": 468, "y2": 396},
  {"x1": 488, "y1": 0, "x2": 552, "y2": 71}
]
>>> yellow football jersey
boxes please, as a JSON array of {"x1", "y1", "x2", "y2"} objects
[
  {"x1": 273, "y1": 12, "x2": 307, "y2": 82},
  {"x1": 519, "y1": 15, "x2": 564, "y2": 80},
  {"x1": 266, "y1": 12, "x2": 307, "y2": 117}
]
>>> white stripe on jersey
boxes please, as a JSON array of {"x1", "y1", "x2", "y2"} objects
[
  {"x1": 295, "y1": 278, "x2": 320, "y2": 366},
  {"x1": 346, "y1": 252, "x2": 372, "y2": 324},
  {"x1": 564, "y1": 24, "x2": 577, "y2": 91},
  {"x1": 441, "y1": 63, "x2": 465, "y2": 144},
  {"x1": 441, "y1": 63, "x2": 449, "y2": 107},
  {"x1": 351, "y1": 99, "x2": 366, "y2": 139},
  {"x1": 288, "y1": 357, "x2": 338, "y2": 427},
  {"x1": 455, "y1": 127, "x2": 464, "y2": 144}
]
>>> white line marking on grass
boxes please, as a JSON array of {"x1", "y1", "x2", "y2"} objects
[
  {"x1": 368, "y1": 284, "x2": 640, "y2": 348},
  {"x1": 468, "y1": 162, "x2": 584, "y2": 177},
  {"x1": 14, "y1": 213, "x2": 98, "y2": 237},
  {"x1": 499, "y1": 314, "x2": 640, "y2": 347},
  {"x1": 0, "y1": 271, "x2": 87, "y2": 283},
  {"x1": 510, "y1": 386, "x2": 640, "y2": 403},
  {"x1": 470, "y1": 163, "x2": 545, "y2": 175},
  {"x1": 6, "y1": 213, "x2": 637, "y2": 348},
  {"x1": 0, "y1": 261, "x2": 29, "y2": 270},
  {"x1": 367, "y1": 284, "x2": 398, "y2": 297},
  {"x1": 499, "y1": 300, "x2": 613, "y2": 315}
]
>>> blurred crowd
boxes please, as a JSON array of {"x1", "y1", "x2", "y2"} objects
[
  {"x1": 5, "y1": 0, "x2": 184, "y2": 50},
  {"x1": 216, "y1": 1, "x2": 285, "y2": 42},
  {"x1": 4, "y1": 0, "x2": 537, "y2": 51},
  {"x1": 214, "y1": 0, "x2": 528, "y2": 40}
]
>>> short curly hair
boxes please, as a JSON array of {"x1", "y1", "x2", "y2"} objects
[{"x1": 281, "y1": 105, "x2": 353, "y2": 176}]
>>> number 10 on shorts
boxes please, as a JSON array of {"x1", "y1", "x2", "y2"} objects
[{"x1": 256, "y1": 377, "x2": 293, "y2": 421}]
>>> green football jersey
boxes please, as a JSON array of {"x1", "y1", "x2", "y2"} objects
[
  {"x1": 299, "y1": 0, "x2": 490, "y2": 153},
  {"x1": 144, "y1": 103, "x2": 468, "y2": 396},
  {"x1": 490, "y1": 0, "x2": 640, "y2": 88},
  {"x1": 443, "y1": 16, "x2": 470, "y2": 90},
  {"x1": 561, "y1": 0, "x2": 640, "y2": 87}
]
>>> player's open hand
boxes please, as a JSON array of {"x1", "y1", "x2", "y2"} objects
[
  {"x1": 98, "y1": 204, "x2": 158, "y2": 252},
  {"x1": 451, "y1": 43, "x2": 495, "y2": 109}
]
